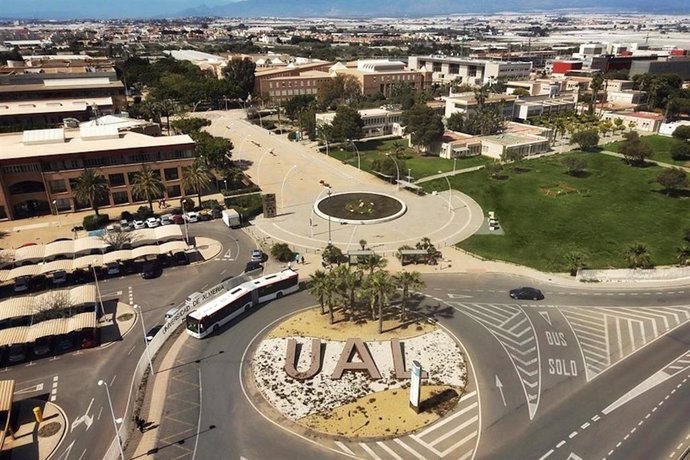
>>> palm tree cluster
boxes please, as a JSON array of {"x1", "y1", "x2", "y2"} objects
[{"x1": 308, "y1": 255, "x2": 425, "y2": 334}]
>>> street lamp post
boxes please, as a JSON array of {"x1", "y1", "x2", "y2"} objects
[
  {"x1": 408, "y1": 168, "x2": 412, "y2": 182},
  {"x1": 180, "y1": 198, "x2": 189, "y2": 244},
  {"x1": 98, "y1": 380, "x2": 124, "y2": 460},
  {"x1": 52, "y1": 200, "x2": 61, "y2": 227},
  {"x1": 348, "y1": 139, "x2": 361, "y2": 170},
  {"x1": 280, "y1": 165, "x2": 298, "y2": 209},
  {"x1": 385, "y1": 152, "x2": 400, "y2": 192},
  {"x1": 256, "y1": 148, "x2": 274, "y2": 186},
  {"x1": 438, "y1": 170, "x2": 452, "y2": 212},
  {"x1": 236, "y1": 134, "x2": 251, "y2": 165},
  {"x1": 453, "y1": 156, "x2": 457, "y2": 174},
  {"x1": 310, "y1": 185, "x2": 332, "y2": 239},
  {"x1": 91, "y1": 261, "x2": 105, "y2": 319},
  {"x1": 224, "y1": 179, "x2": 228, "y2": 191},
  {"x1": 326, "y1": 187, "x2": 332, "y2": 245},
  {"x1": 317, "y1": 128, "x2": 329, "y2": 156},
  {"x1": 134, "y1": 304, "x2": 154, "y2": 373}
]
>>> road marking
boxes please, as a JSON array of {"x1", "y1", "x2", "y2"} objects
[
  {"x1": 78, "y1": 449, "x2": 87, "y2": 460},
  {"x1": 418, "y1": 395, "x2": 477, "y2": 436},
  {"x1": 51, "y1": 375, "x2": 58, "y2": 402},
  {"x1": 393, "y1": 438, "x2": 426, "y2": 460},
  {"x1": 580, "y1": 422, "x2": 590, "y2": 429},
  {"x1": 15, "y1": 383, "x2": 44, "y2": 394},
  {"x1": 539, "y1": 449, "x2": 554, "y2": 459},
  {"x1": 429, "y1": 415, "x2": 479, "y2": 447},
  {"x1": 335, "y1": 441, "x2": 355, "y2": 455},
  {"x1": 495, "y1": 376, "x2": 506, "y2": 406},
  {"x1": 359, "y1": 443, "x2": 381, "y2": 460},
  {"x1": 539, "y1": 311, "x2": 552, "y2": 326},
  {"x1": 97, "y1": 406, "x2": 103, "y2": 420},
  {"x1": 110, "y1": 375, "x2": 116, "y2": 386},
  {"x1": 556, "y1": 440, "x2": 566, "y2": 448},
  {"x1": 377, "y1": 442, "x2": 403, "y2": 460},
  {"x1": 439, "y1": 430, "x2": 478, "y2": 457},
  {"x1": 569, "y1": 431, "x2": 578, "y2": 439}
]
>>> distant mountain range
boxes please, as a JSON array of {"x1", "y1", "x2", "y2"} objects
[{"x1": 2, "y1": 0, "x2": 690, "y2": 20}]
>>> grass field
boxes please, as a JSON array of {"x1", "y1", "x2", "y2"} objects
[
  {"x1": 422, "y1": 152, "x2": 689, "y2": 271},
  {"x1": 603, "y1": 135, "x2": 690, "y2": 167},
  {"x1": 328, "y1": 138, "x2": 490, "y2": 180}
]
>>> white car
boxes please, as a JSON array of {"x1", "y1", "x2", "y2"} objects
[
  {"x1": 133, "y1": 220, "x2": 146, "y2": 230},
  {"x1": 146, "y1": 217, "x2": 160, "y2": 228},
  {"x1": 160, "y1": 214, "x2": 173, "y2": 225},
  {"x1": 185, "y1": 212, "x2": 199, "y2": 223}
]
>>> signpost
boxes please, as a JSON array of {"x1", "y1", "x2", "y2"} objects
[{"x1": 410, "y1": 360, "x2": 422, "y2": 413}]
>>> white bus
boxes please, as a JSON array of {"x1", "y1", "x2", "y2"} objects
[{"x1": 186, "y1": 269, "x2": 299, "y2": 339}]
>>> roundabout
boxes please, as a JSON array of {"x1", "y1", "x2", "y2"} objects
[{"x1": 314, "y1": 191, "x2": 407, "y2": 225}]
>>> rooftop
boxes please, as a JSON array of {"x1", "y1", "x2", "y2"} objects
[{"x1": 0, "y1": 97, "x2": 113, "y2": 117}]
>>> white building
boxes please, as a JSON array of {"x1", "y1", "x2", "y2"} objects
[
  {"x1": 408, "y1": 55, "x2": 531, "y2": 86},
  {"x1": 316, "y1": 107, "x2": 403, "y2": 139},
  {"x1": 659, "y1": 120, "x2": 690, "y2": 137}
]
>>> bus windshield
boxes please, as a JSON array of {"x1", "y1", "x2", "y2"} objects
[{"x1": 186, "y1": 316, "x2": 201, "y2": 334}]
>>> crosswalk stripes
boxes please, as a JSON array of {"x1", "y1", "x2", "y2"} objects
[
  {"x1": 561, "y1": 305, "x2": 690, "y2": 381},
  {"x1": 446, "y1": 301, "x2": 540, "y2": 419},
  {"x1": 662, "y1": 351, "x2": 690, "y2": 375},
  {"x1": 332, "y1": 391, "x2": 480, "y2": 459}
]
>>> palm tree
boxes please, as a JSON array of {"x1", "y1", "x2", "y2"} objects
[
  {"x1": 308, "y1": 270, "x2": 329, "y2": 315},
  {"x1": 624, "y1": 242, "x2": 653, "y2": 269},
  {"x1": 155, "y1": 99, "x2": 178, "y2": 135},
  {"x1": 393, "y1": 271, "x2": 425, "y2": 322},
  {"x1": 677, "y1": 245, "x2": 690, "y2": 266},
  {"x1": 360, "y1": 254, "x2": 387, "y2": 277},
  {"x1": 130, "y1": 165, "x2": 164, "y2": 212},
  {"x1": 73, "y1": 168, "x2": 109, "y2": 216},
  {"x1": 334, "y1": 264, "x2": 360, "y2": 321},
  {"x1": 323, "y1": 270, "x2": 338, "y2": 324},
  {"x1": 589, "y1": 73, "x2": 604, "y2": 114},
  {"x1": 181, "y1": 159, "x2": 213, "y2": 207},
  {"x1": 364, "y1": 270, "x2": 396, "y2": 334},
  {"x1": 564, "y1": 251, "x2": 587, "y2": 276}
]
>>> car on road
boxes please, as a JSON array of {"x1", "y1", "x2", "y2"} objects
[
  {"x1": 145, "y1": 217, "x2": 160, "y2": 228},
  {"x1": 250, "y1": 249, "x2": 264, "y2": 262},
  {"x1": 141, "y1": 261, "x2": 162, "y2": 279},
  {"x1": 146, "y1": 325, "x2": 163, "y2": 342},
  {"x1": 198, "y1": 210, "x2": 212, "y2": 221},
  {"x1": 244, "y1": 261, "x2": 263, "y2": 273},
  {"x1": 210, "y1": 208, "x2": 222, "y2": 219},
  {"x1": 509, "y1": 287, "x2": 544, "y2": 300},
  {"x1": 185, "y1": 212, "x2": 199, "y2": 223},
  {"x1": 173, "y1": 251, "x2": 190, "y2": 265},
  {"x1": 133, "y1": 220, "x2": 146, "y2": 230}
]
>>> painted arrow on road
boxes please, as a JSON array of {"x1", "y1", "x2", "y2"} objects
[
  {"x1": 71, "y1": 397, "x2": 94, "y2": 432},
  {"x1": 539, "y1": 311, "x2": 552, "y2": 326},
  {"x1": 496, "y1": 375, "x2": 507, "y2": 406}
]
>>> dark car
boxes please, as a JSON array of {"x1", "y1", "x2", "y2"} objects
[
  {"x1": 198, "y1": 210, "x2": 212, "y2": 221},
  {"x1": 171, "y1": 214, "x2": 185, "y2": 225},
  {"x1": 244, "y1": 261, "x2": 263, "y2": 273},
  {"x1": 54, "y1": 337, "x2": 75, "y2": 354},
  {"x1": 509, "y1": 287, "x2": 544, "y2": 300},
  {"x1": 7, "y1": 344, "x2": 27, "y2": 364},
  {"x1": 141, "y1": 261, "x2": 162, "y2": 279},
  {"x1": 210, "y1": 208, "x2": 222, "y2": 219},
  {"x1": 146, "y1": 325, "x2": 163, "y2": 342},
  {"x1": 174, "y1": 252, "x2": 190, "y2": 265},
  {"x1": 71, "y1": 269, "x2": 93, "y2": 284},
  {"x1": 32, "y1": 338, "x2": 52, "y2": 358}
]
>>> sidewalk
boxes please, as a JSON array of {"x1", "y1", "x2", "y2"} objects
[{"x1": 1, "y1": 399, "x2": 67, "y2": 460}]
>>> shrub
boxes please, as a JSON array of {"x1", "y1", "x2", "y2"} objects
[
  {"x1": 170, "y1": 207, "x2": 183, "y2": 215},
  {"x1": 83, "y1": 213, "x2": 109, "y2": 231},
  {"x1": 135, "y1": 206, "x2": 153, "y2": 220},
  {"x1": 263, "y1": 121, "x2": 276, "y2": 130},
  {"x1": 670, "y1": 140, "x2": 690, "y2": 161},
  {"x1": 271, "y1": 243, "x2": 295, "y2": 262},
  {"x1": 287, "y1": 131, "x2": 298, "y2": 141},
  {"x1": 120, "y1": 211, "x2": 134, "y2": 221},
  {"x1": 225, "y1": 194, "x2": 263, "y2": 220},
  {"x1": 201, "y1": 199, "x2": 221, "y2": 210}
]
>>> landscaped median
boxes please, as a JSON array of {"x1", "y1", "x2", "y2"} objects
[
  {"x1": 422, "y1": 151, "x2": 690, "y2": 272},
  {"x1": 246, "y1": 307, "x2": 468, "y2": 439}
]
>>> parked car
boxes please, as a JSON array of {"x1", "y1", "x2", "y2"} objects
[
  {"x1": 120, "y1": 219, "x2": 133, "y2": 232},
  {"x1": 198, "y1": 210, "x2": 212, "y2": 221},
  {"x1": 32, "y1": 339, "x2": 51, "y2": 358},
  {"x1": 51, "y1": 270, "x2": 68, "y2": 286},
  {"x1": 133, "y1": 220, "x2": 146, "y2": 230},
  {"x1": 509, "y1": 287, "x2": 544, "y2": 300},
  {"x1": 185, "y1": 212, "x2": 199, "y2": 223},
  {"x1": 160, "y1": 214, "x2": 173, "y2": 225},
  {"x1": 173, "y1": 251, "x2": 190, "y2": 265},
  {"x1": 141, "y1": 261, "x2": 162, "y2": 279},
  {"x1": 121, "y1": 259, "x2": 138, "y2": 275},
  {"x1": 146, "y1": 325, "x2": 163, "y2": 342},
  {"x1": 54, "y1": 337, "x2": 75, "y2": 353},
  {"x1": 250, "y1": 249, "x2": 264, "y2": 262},
  {"x1": 164, "y1": 308, "x2": 179, "y2": 321},
  {"x1": 7, "y1": 344, "x2": 27, "y2": 364},
  {"x1": 14, "y1": 275, "x2": 31, "y2": 293},
  {"x1": 146, "y1": 217, "x2": 160, "y2": 228},
  {"x1": 171, "y1": 214, "x2": 185, "y2": 225},
  {"x1": 106, "y1": 262, "x2": 121, "y2": 276},
  {"x1": 210, "y1": 208, "x2": 223, "y2": 219},
  {"x1": 244, "y1": 260, "x2": 263, "y2": 273}
]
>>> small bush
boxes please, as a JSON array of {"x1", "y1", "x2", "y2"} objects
[
  {"x1": 135, "y1": 206, "x2": 153, "y2": 220},
  {"x1": 224, "y1": 185, "x2": 260, "y2": 197},
  {"x1": 271, "y1": 243, "x2": 295, "y2": 262},
  {"x1": 170, "y1": 207, "x2": 183, "y2": 215},
  {"x1": 120, "y1": 211, "x2": 134, "y2": 221},
  {"x1": 201, "y1": 199, "x2": 221, "y2": 210},
  {"x1": 83, "y1": 214, "x2": 110, "y2": 231},
  {"x1": 288, "y1": 131, "x2": 298, "y2": 141},
  {"x1": 262, "y1": 121, "x2": 276, "y2": 130}
]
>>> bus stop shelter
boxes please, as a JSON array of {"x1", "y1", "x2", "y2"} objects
[
  {"x1": 346, "y1": 250, "x2": 376, "y2": 265},
  {"x1": 398, "y1": 249, "x2": 431, "y2": 266}
]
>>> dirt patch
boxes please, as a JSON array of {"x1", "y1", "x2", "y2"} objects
[
  {"x1": 117, "y1": 313, "x2": 134, "y2": 322},
  {"x1": 266, "y1": 307, "x2": 436, "y2": 341},
  {"x1": 539, "y1": 183, "x2": 587, "y2": 197},
  {"x1": 298, "y1": 385, "x2": 461, "y2": 438},
  {"x1": 37, "y1": 421, "x2": 61, "y2": 438}
]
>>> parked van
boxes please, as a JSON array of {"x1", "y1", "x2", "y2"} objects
[{"x1": 165, "y1": 307, "x2": 179, "y2": 322}]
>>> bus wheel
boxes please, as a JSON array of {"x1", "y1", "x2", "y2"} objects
[
  {"x1": 276, "y1": 291, "x2": 283, "y2": 299},
  {"x1": 213, "y1": 324, "x2": 219, "y2": 333}
]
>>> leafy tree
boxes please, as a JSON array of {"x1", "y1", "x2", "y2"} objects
[
  {"x1": 589, "y1": 73, "x2": 605, "y2": 114},
  {"x1": 371, "y1": 156, "x2": 406, "y2": 178},
  {"x1": 224, "y1": 58, "x2": 256, "y2": 99},
  {"x1": 152, "y1": 99, "x2": 178, "y2": 134},
  {"x1": 561, "y1": 156, "x2": 586, "y2": 176},
  {"x1": 101, "y1": 230, "x2": 136, "y2": 251},
  {"x1": 512, "y1": 88, "x2": 531, "y2": 97},
  {"x1": 571, "y1": 129, "x2": 600, "y2": 151},
  {"x1": 0, "y1": 47, "x2": 22, "y2": 65},
  {"x1": 317, "y1": 74, "x2": 361, "y2": 110},
  {"x1": 624, "y1": 242, "x2": 653, "y2": 269},
  {"x1": 402, "y1": 104, "x2": 445, "y2": 153},
  {"x1": 388, "y1": 81, "x2": 416, "y2": 109},
  {"x1": 329, "y1": 105, "x2": 364, "y2": 142},
  {"x1": 322, "y1": 244, "x2": 344, "y2": 265},
  {"x1": 672, "y1": 125, "x2": 690, "y2": 141},
  {"x1": 193, "y1": 131, "x2": 234, "y2": 175},
  {"x1": 284, "y1": 95, "x2": 316, "y2": 121},
  {"x1": 563, "y1": 251, "x2": 587, "y2": 276},
  {"x1": 500, "y1": 148, "x2": 523, "y2": 165},
  {"x1": 172, "y1": 117, "x2": 211, "y2": 135},
  {"x1": 619, "y1": 131, "x2": 653, "y2": 165},
  {"x1": 131, "y1": 165, "x2": 164, "y2": 211},
  {"x1": 271, "y1": 242, "x2": 296, "y2": 263},
  {"x1": 670, "y1": 140, "x2": 690, "y2": 161},
  {"x1": 73, "y1": 169, "x2": 110, "y2": 216},
  {"x1": 677, "y1": 245, "x2": 690, "y2": 266},
  {"x1": 656, "y1": 168, "x2": 688, "y2": 195},
  {"x1": 299, "y1": 106, "x2": 317, "y2": 140},
  {"x1": 485, "y1": 160, "x2": 504, "y2": 179},
  {"x1": 333, "y1": 264, "x2": 360, "y2": 320},
  {"x1": 181, "y1": 159, "x2": 214, "y2": 207},
  {"x1": 446, "y1": 112, "x2": 465, "y2": 132},
  {"x1": 393, "y1": 271, "x2": 425, "y2": 322}
]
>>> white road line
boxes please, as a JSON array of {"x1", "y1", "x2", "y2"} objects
[
  {"x1": 556, "y1": 440, "x2": 566, "y2": 448},
  {"x1": 569, "y1": 431, "x2": 578, "y2": 439},
  {"x1": 539, "y1": 449, "x2": 555, "y2": 460},
  {"x1": 191, "y1": 367, "x2": 203, "y2": 460},
  {"x1": 616, "y1": 317, "x2": 625, "y2": 358},
  {"x1": 458, "y1": 450, "x2": 474, "y2": 460},
  {"x1": 78, "y1": 449, "x2": 87, "y2": 460},
  {"x1": 376, "y1": 442, "x2": 403, "y2": 460},
  {"x1": 393, "y1": 439, "x2": 426, "y2": 460},
  {"x1": 440, "y1": 430, "x2": 479, "y2": 458},
  {"x1": 429, "y1": 415, "x2": 479, "y2": 447},
  {"x1": 359, "y1": 443, "x2": 381, "y2": 460},
  {"x1": 335, "y1": 441, "x2": 355, "y2": 456},
  {"x1": 592, "y1": 415, "x2": 600, "y2": 421},
  {"x1": 581, "y1": 422, "x2": 590, "y2": 429},
  {"x1": 418, "y1": 394, "x2": 477, "y2": 437},
  {"x1": 97, "y1": 406, "x2": 103, "y2": 420},
  {"x1": 110, "y1": 375, "x2": 116, "y2": 386}
]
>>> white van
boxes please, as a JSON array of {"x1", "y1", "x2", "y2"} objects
[{"x1": 165, "y1": 308, "x2": 179, "y2": 322}]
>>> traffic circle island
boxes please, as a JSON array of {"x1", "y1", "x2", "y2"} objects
[
  {"x1": 314, "y1": 191, "x2": 407, "y2": 225},
  {"x1": 244, "y1": 307, "x2": 468, "y2": 439}
]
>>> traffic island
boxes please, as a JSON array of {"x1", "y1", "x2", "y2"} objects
[
  {"x1": 1, "y1": 399, "x2": 67, "y2": 460},
  {"x1": 245, "y1": 307, "x2": 468, "y2": 440}
]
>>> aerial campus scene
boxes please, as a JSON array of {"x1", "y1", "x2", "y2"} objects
[{"x1": 0, "y1": 0, "x2": 689, "y2": 459}]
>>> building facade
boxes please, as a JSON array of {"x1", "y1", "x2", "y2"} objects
[{"x1": 408, "y1": 55, "x2": 531, "y2": 86}]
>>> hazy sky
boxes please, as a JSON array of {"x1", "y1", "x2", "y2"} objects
[{"x1": 2, "y1": 0, "x2": 233, "y2": 18}]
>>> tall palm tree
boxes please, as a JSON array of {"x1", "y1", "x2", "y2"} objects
[
  {"x1": 364, "y1": 270, "x2": 396, "y2": 334},
  {"x1": 589, "y1": 73, "x2": 604, "y2": 115},
  {"x1": 624, "y1": 242, "x2": 653, "y2": 269},
  {"x1": 155, "y1": 99, "x2": 178, "y2": 135},
  {"x1": 181, "y1": 159, "x2": 213, "y2": 207},
  {"x1": 323, "y1": 270, "x2": 338, "y2": 324},
  {"x1": 393, "y1": 271, "x2": 425, "y2": 322},
  {"x1": 564, "y1": 251, "x2": 587, "y2": 276},
  {"x1": 131, "y1": 165, "x2": 164, "y2": 212},
  {"x1": 677, "y1": 245, "x2": 690, "y2": 266},
  {"x1": 360, "y1": 254, "x2": 387, "y2": 277},
  {"x1": 334, "y1": 264, "x2": 360, "y2": 321},
  {"x1": 308, "y1": 270, "x2": 329, "y2": 315},
  {"x1": 73, "y1": 168, "x2": 109, "y2": 216}
]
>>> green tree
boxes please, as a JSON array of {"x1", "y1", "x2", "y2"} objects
[
  {"x1": 131, "y1": 165, "x2": 164, "y2": 211},
  {"x1": 171, "y1": 117, "x2": 211, "y2": 135},
  {"x1": 563, "y1": 251, "x2": 587, "y2": 276},
  {"x1": 589, "y1": 73, "x2": 604, "y2": 114},
  {"x1": 299, "y1": 106, "x2": 317, "y2": 140},
  {"x1": 333, "y1": 264, "x2": 360, "y2": 321},
  {"x1": 371, "y1": 156, "x2": 406, "y2": 177},
  {"x1": 329, "y1": 105, "x2": 364, "y2": 142},
  {"x1": 485, "y1": 160, "x2": 504, "y2": 179},
  {"x1": 672, "y1": 125, "x2": 690, "y2": 141},
  {"x1": 363, "y1": 270, "x2": 395, "y2": 332},
  {"x1": 393, "y1": 271, "x2": 425, "y2": 322},
  {"x1": 224, "y1": 58, "x2": 256, "y2": 99},
  {"x1": 359, "y1": 254, "x2": 388, "y2": 276},
  {"x1": 446, "y1": 112, "x2": 465, "y2": 132},
  {"x1": 317, "y1": 74, "x2": 361, "y2": 110},
  {"x1": 389, "y1": 81, "x2": 416, "y2": 109},
  {"x1": 322, "y1": 244, "x2": 344, "y2": 265},
  {"x1": 571, "y1": 129, "x2": 600, "y2": 151},
  {"x1": 73, "y1": 169, "x2": 110, "y2": 216},
  {"x1": 624, "y1": 242, "x2": 653, "y2": 269},
  {"x1": 512, "y1": 88, "x2": 530, "y2": 97},
  {"x1": 619, "y1": 131, "x2": 653, "y2": 165},
  {"x1": 193, "y1": 131, "x2": 234, "y2": 175},
  {"x1": 284, "y1": 95, "x2": 316, "y2": 121},
  {"x1": 308, "y1": 270, "x2": 329, "y2": 314},
  {"x1": 677, "y1": 245, "x2": 690, "y2": 266},
  {"x1": 656, "y1": 168, "x2": 688, "y2": 195},
  {"x1": 152, "y1": 99, "x2": 178, "y2": 134},
  {"x1": 271, "y1": 243, "x2": 295, "y2": 263},
  {"x1": 500, "y1": 148, "x2": 523, "y2": 165},
  {"x1": 181, "y1": 159, "x2": 214, "y2": 207},
  {"x1": 402, "y1": 104, "x2": 445, "y2": 153},
  {"x1": 670, "y1": 140, "x2": 690, "y2": 161},
  {"x1": 561, "y1": 156, "x2": 586, "y2": 176}
]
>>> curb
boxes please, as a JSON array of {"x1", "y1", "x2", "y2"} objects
[{"x1": 44, "y1": 401, "x2": 69, "y2": 460}]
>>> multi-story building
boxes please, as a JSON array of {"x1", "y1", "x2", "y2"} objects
[
  {"x1": 408, "y1": 55, "x2": 531, "y2": 86},
  {"x1": 331, "y1": 60, "x2": 430, "y2": 97},
  {"x1": 513, "y1": 96, "x2": 577, "y2": 120},
  {"x1": 316, "y1": 106, "x2": 403, "y2": 139},
  {"x1": 260, "y1": 70, "x2": 333, "y2": 104},
  {"x1": 0, "y1": 97, "x2": 115, "y2": 131},
  {"x1": 254, "y1": 62, "x2": 334, "y2": 96},
  {"x1": 601, "y1": 111, "x2": 664, "y2": 133},
  {"x1": 443, "y1": 93, "x2": 517, "y2": 120},
  {"x1": 629, "y1": 58, "x2": 690, "y2": 80},
  {"x1": 0, "y1": 127, "x2": 195, "y2": 220}
]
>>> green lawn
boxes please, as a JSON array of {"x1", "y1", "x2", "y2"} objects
[
  {"x1": 328, "y1": 138, "x2": 490, "y2": 180},
  {"x1": 603, "y1": 135, "x2": 690, "y2": 167},
  {"x1": 422, "y1": 152, "x2": 689, "y2": 271}
]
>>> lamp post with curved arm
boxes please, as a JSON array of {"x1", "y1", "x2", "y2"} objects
[
  {"x1": 316, "y1": 127, "x2": 329, "y2": 156},
  {"x1": 310, "y1": 184, "x2": 332, "y2": 239},
  {"x1": 256, "y1": 148, "x2": 274, "y2": 187},
  {"x1": 348, "y1": 139, "x2": 361, "y2": 170},
  {"x1": 235, "y1": 134, "x2": 251, "y2": 165},
  {"x1": 281, "y1": 165, "x2": 298, "y2": 209},
  {"x1": 98, "y1": 379, "x2": 124, "y2": 460},
  {"x1": 438, "y1": 170, "x2": 452, "y2": 212},
  {"x1": 385, "y1": 152, "x2": 400, "y2": 192}
]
